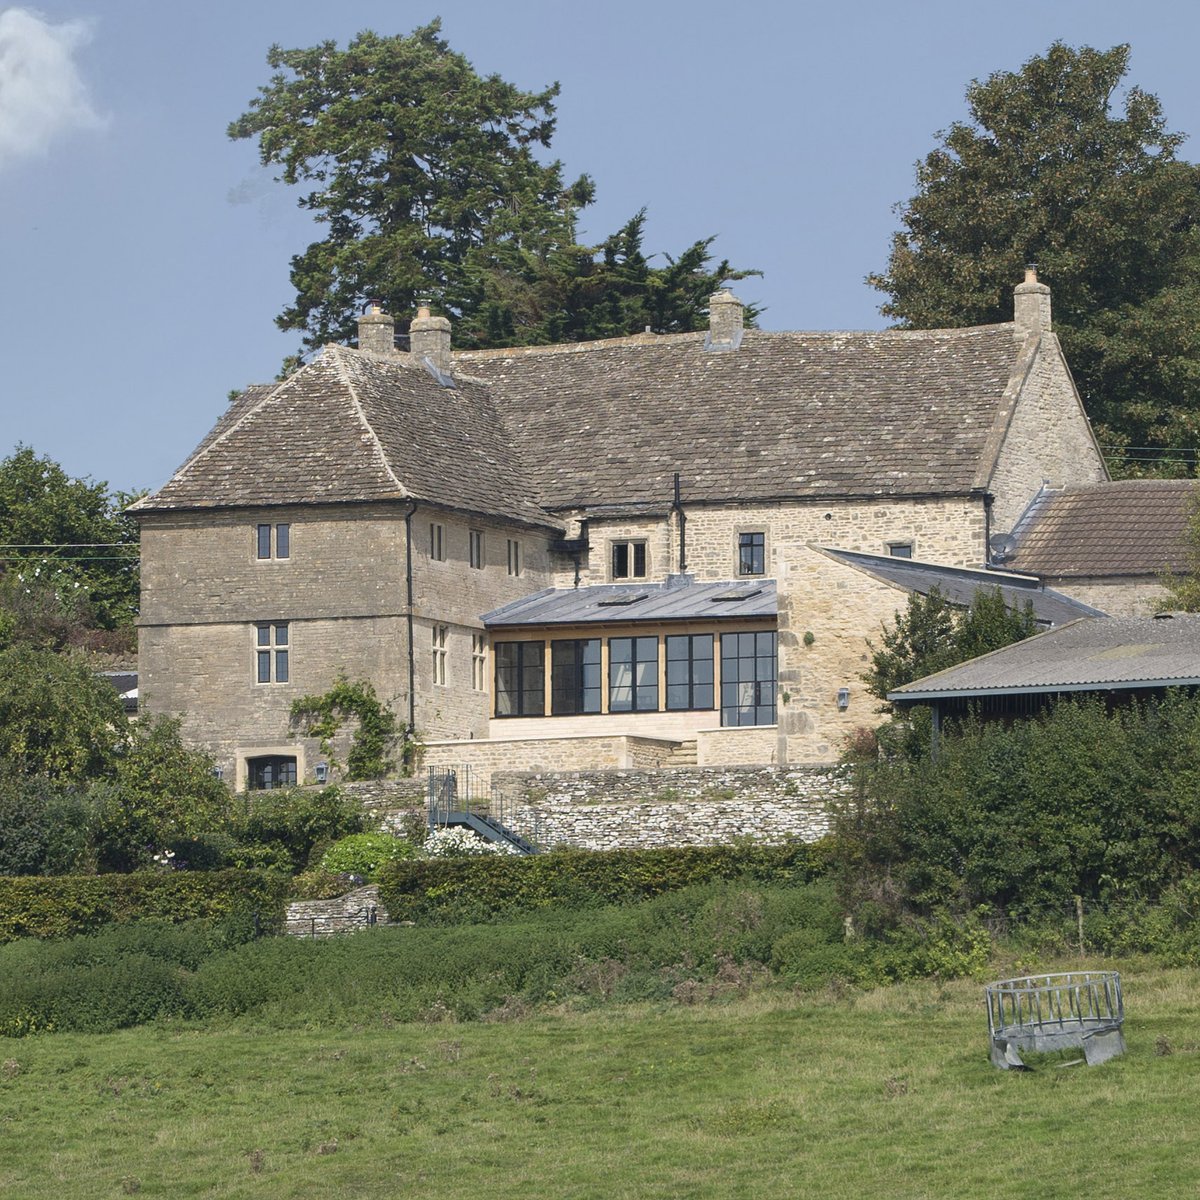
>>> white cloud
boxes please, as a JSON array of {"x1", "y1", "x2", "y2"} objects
[{"x1": 0, "y1": 7, "x2": 104, "y2": 168}]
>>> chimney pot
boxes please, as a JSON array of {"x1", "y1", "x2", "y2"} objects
[{"x1": 357, "y1": 301, "x2": 396, "y2": 355}]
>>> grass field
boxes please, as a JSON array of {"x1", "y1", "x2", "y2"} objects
[{"x1": 2, "y1": 965, "x2": 1199, "y2": 1198}]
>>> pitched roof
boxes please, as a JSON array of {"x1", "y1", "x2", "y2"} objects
[
  {"x1": 133, "y1": 348, "x2": 558, "y2": 529},
  {"x1": 483, "y1": 577, "x2": 776, "y2": 627},
  {"x1": 457, "y1": 324, "x2": 1028, "y2": 510},
  {"x1": 889, "y1": 614, "x2": 1200, "y2": 701},
  {"x1": 1008, "y1": 480, "x2": 1196, "y2": 578},
  {"x1": 817, "y1": 548, "x2": 1104, "y2": 626}
]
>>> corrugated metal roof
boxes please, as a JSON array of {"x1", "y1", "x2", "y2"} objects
[
  {"x1": 483, "y1": 577, "x2": 777, "y2": 627},
  {"x1": 890, "y1": 614, "x2": 1200, "y2": 702},
  {"x1": 820, "y1": 548, "x2": 1104, "y2": 626}
]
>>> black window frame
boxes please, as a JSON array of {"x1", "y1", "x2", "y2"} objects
[
  {"x1": 551, "y1": 638, "x2": 602, "y2": 715},
  {"x1": 611, "y1": 540, "x2": 648, "y2": 580},
  {"x1": 665, "y1": 633, "x2": 715, "y2": 711},
  {"x1": 246, "y1": 754, "x2": 297, "y2": 790},
  {"x1": 608, "y1": 635, "x2": 659, "y2": 712},
  {"x1": 887, "y1": 542, "x2": 914, "y2": 559},
  {"x1": 493, "y1": 640, "x2": 544, "y2": 717},
  {"x1": 737, "y1": 531, "x2": 765, "y2": 576},
  {"x1": 469, "y1": 529, "x2": 484, "y2": 569},
  {"x1": 719, "y1": 630, "x2": 776, "y2": 726},
  {"x1": 255, "y1": 622, "x2": 290, "y2": 684},
  {"x1": 256, "y1": 523, "x2": 290, "y2": 560}
]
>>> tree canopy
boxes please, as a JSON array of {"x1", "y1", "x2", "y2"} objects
[
  {"x1": 0, "y1": 445, "x2": 140, "y2": 649},
  {"x1": 869, "y1": 42, "x2": 1200, "y2": 472},
  {"x1": 229, "y1": 21, "x2": 757, "y2": 354},
  {"x1": 864, "y1": 586, "x2": 1039, "y2": 709}
]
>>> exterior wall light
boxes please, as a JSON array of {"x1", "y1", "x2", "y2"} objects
[
  {"x1": 315, "y1": 762, "x2": 329, "y2": 784},
  {"x1": 837, "y1": 687, "x2": 850, "y2": 710}
]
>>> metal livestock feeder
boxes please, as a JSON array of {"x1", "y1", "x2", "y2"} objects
[{"x1": 985, "y1": 971, "x2": 1125, "y2": 1069}]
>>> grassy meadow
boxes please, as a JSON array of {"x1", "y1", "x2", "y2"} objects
[{"x1": 2, "y1": 965, "x2": 1199, "y2": 1198}]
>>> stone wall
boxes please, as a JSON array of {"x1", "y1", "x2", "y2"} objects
[
  {"x1": 988, "y1": 334, "x2": 1108, "y2": 533},
  {"x1": 493, "y1": 764, "x2": 844, "y2": 849},
  {"x1": 1049, "y1": 576, "x2": 1167, "y2": 618},
  {"x1": 284, "y1": 885, "x2": 385, "y2": 938}
]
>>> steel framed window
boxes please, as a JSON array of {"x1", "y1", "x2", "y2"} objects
[
  {"x1": 665, "y1": 633, "x2": 715, "y2": 710},
  {"x1": 608, "y1": 636, "x2": 658, "y2": 712}
]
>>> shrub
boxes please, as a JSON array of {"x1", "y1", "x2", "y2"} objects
[
  {"x1": 320, "y1": 832, "x2": 415, "y2": 880},
  {"x1": 0, "y1": 777, "x2": 93, "y2": 876},
  {"x1": 231, "y1": 786, "x2": 369, "y2": 873},
  {"x1": 0, "y1": 870, "x2": 289, "y2": 943},
  {"x1": 420, "y1": 827, "x2": 518, "y2": 858},
  {"x1": 378, "y1": 842, "x2": 818, "y2": 924}
]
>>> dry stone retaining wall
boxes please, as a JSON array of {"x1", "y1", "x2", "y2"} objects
[{"x1": 284, "y1": 884, "x2": 384, "y2": 938}]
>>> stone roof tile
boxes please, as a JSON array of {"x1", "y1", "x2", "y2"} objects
[{"x1": 1009, "y1": 480, "x2": 1196, "y2": 578}]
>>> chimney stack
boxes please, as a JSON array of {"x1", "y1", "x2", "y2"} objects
[
  {"x1": 409, "y1": 305, "x2": 452, "y2": 375},
  {"x1": 1013, "y1": 267, "x2": 1051, "y2": 337},
  {"x1": 357, "y1": 300, "x2": 396, "y2": 355},
  {"x1": 705, "y1": 287, "x2": 744, "y2": 351}
]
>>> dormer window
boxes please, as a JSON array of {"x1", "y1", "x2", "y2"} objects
[{"x1": 611, "y1": 540, "x2": 647, "y2": 580}]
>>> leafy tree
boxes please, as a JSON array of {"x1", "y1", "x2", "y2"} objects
[
  {"x1": 0, "y1": 445, "x2": 140, "y2": 644},
  {"x1": 0, "y1": 646, "x2": 128, "y2": 783},
  {"x1": 230, "y1": 22, "x2": 757, "y2": 354},
  {"x1": 869, "y1": 42, "x2": 1200, "y2": 468},
  {"x1": 864, "y1": 586, "x2": 1038, "y2": 709},
  {"x1": 92, "y1": 716, "x2": 235, "y2": 871}
]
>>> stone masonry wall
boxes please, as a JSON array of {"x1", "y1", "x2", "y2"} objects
[
  {"x1": 988, "y1": 335, "x2": 1108, "y2": 533},
  {"x1": 493, "y1": 764, "x2": 844, "y2": 849}
]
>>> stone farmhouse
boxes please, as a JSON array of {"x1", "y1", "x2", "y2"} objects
[{"x1": 132, "y1": 270, "x2": 1111, "y2": 790}]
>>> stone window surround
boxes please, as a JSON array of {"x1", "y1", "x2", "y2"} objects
[
  {"x1": 735, "y1": 529, "x2": 767, "y2": 576},
  {"x1": 886, "y1": 541, "x2": 915, "y2": 558},
  {"x1": 610, "y1": 538, "x2": 648, "y2": 581},
  {"x1": 471, "y1": 633, "x2": 487, "y2": 691},
  {"x1": 429, "y1": 521, "x2": 446, "y2": 562},
  {"x1": 255, "y1": 621, "x2": 290, "y2": 684},
  {"x1": 432, "y1": 623, "x2": 449, "y2": 685},
  {"x1": 507, "y1": 537, "x2": 522, "y2": 576},
  {"x1": 255, "y1": 522, "x2": 291, "y2": 561},
  {"x1": 469, "y1": 528, "x2": 484, "y2": 569},
  {"x1": 235, "y1": 743, "x2": 307, "y2": 793}
]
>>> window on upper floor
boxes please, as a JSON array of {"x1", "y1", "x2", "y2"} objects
[
  {"x1": 887, "y1": 542, "x2": 914, "y2": 559},
  {"x1": 255, "y1": 622, "x2": 289, "y2": 684},
  {"x1": 507, "y1": 538, "x2": 522, "y2": 577},
  {"x1": 472, "y1": 634, "x2": 487, "y2": 691},
  {"x1": 469, "y1": 529, "x2": 484, "y2": 569},
  {"x1": 432, "y1": 623, "x2": 448, "y2": 685},
  {"x1": 611, "y1": 540, "x2": 648, "y2": 580},
  {"x1": 666, "y1": 633, "x2": 714, "y2": 710},
  {"x1": 737, "y1": 531, "x2": 765, "y2": 576},
  {"x1": 551, "y1": 638, "x2": 602, "y2": 715},
  {"x1": 494, "y1": 640, "x2": 544, "y2": 716},
  {"x1": 429, "y1": 522, "x2": 446, "y2": 562},
  {"x1": 256, "y1": 523, "x2": 290, "y2": 560}
]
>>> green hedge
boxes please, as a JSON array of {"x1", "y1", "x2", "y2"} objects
[
  {"x1": 0, "y1": 870, "x2": 290, "y2": 943},
  {"x1": 377, "y1": 843, "x2": 820, "y2": 924}
]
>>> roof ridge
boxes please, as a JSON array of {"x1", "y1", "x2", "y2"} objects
[
  {"x1": 327, "y1": 347, "x2": 411, "y2": 498},
  {"x1": 453, "y1": 322, "x2": 1019, "y2": 362}
]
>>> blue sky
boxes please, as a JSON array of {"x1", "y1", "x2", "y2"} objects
[{"x1": 2, "y1": 0, "x2": 1199, "y2": 494}]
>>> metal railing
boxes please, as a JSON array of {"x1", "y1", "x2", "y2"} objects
[{"x1": 427, "y1": 766, "x2": 544, "y2": 851}]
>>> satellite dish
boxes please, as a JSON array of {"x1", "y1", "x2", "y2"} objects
[{"x1": 989, "y1": 533, "x2": 1017, "y2": 563}]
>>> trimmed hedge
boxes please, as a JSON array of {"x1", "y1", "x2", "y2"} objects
[
  {"x1": 377, "y1": 843, "x2": 820, "y2": 924},
  {"x1": 0, "y1": 870, "x2": 290, "y2": 943}
]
